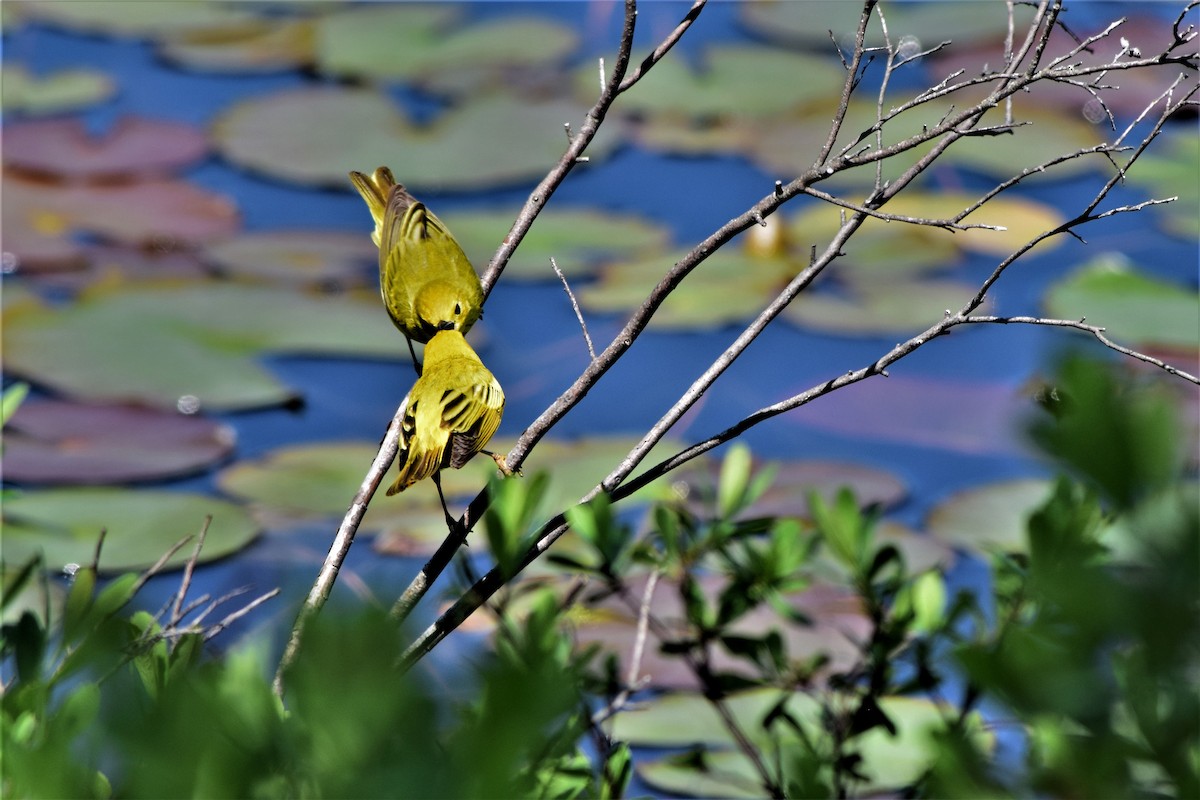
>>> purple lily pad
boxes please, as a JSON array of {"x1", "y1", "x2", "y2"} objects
[
  {"x1": 4, "y1": 117, "x2": 210, "y2": 181},
  {"x1": 3, "y1": 398, "x2": 237, "y2": 485}
]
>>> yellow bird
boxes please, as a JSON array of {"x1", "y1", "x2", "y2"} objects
[
  {"x1": 388, "y1": 327, "x2": 506, "y2": 499},
  {"x1": 349, "y1": 167, "x2": 483, "y2": 364}
]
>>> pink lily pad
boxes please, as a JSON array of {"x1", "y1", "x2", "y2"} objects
[
  {"x1": 3, "y1": 117, "x2": 209, "y2": 181},
  {"x1": 793, "y1": 375, "x2": 1033, "y2": 456},
  {"x1": 200, "y1": 230, "x2": 378, "y2": 286},
  {"x1": 2, "y1": 173, "x2": 240, "y2": 272},
  {"x1": 3, "y1": 398, "x2": 236, "y2": 485}
]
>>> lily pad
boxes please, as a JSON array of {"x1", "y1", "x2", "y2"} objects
[
  {"x1": 1, "y1": 488, "x2": 260, "y2": 574},
  {"x1": 926, "y1": 478, "x2": 1056, "y2": 555},
  {"x1": 785, "y1": 279, "x2": 985, "y2": 337},
  {"x1": 795, "y1": 190, "x2": 1065, "y2": 258},
  {"x1": 682, "y1": 458, "x2": 907, "y2": 519},
  {"x1": 632, "y1": 694, "x2": 985, "y2": 797},
  {"x1": 316, "y1": 7, "x2": 577, "y2": 85},
  {"x1": 159, "y1": 18, "x2": 316, "y2": 73},
  {"x1": 1043, "y1": 255, "x2": 1200, "y2": 351},
  {"x1": 3, "y1": 174, "x2": 240, "y2": 271},
  {"x1": 3, "y1": 117, "x2": 210, "y2": 180},
  {"x1": 1126, "y1": 132, "x2": 1200, "y2": 240},
  {"x1": 740, "y1": 1, "x2": 1037, "y2": 50},
  {"x1": 0, "y1": 64, "x2": 115, "y2": 116},
  {"x1": 3, "y1": 281, "x2": 407, "y2": 411},
  {"x1": 213, "y1": 86, "x2": 616, "y2": 191},
  {"x1": 794, "y1": 375, "x2": 1031, "y2": 456},
  {"x1": 218, "y1": 435, "x2": 693, "y2": 556},
  {"x1": 589, "y1": 44, "x2": 845, "y2": 119},
  {"x1": 575, "y1": 577, "x2": 868, "y2": 691},
  {"x1": 200, "y1": 230, "x2": 378, "y2": 286},
  {"x1": 439, "y1": 207, "x2": 670, "y2": 281},
  {"x1": 746, "y1": 97, "x2": 1106, "y2": 186},
  {"x1": 580, "y1": 247, "x2": 799, "y2": 330},
  {"x1": 15, "y1": 0, "x2": 264, "y2": 37},
  {"x1": 3, "y1": 398, "x2": 237, "y2": 485}
]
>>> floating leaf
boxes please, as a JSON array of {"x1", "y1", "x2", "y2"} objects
[
  {"x1": 576, "y1": 577, "x2": 868, "y2": 691},
  {"x1": 1126, "y1": 131, "x2": 1200, "y2": 240},
  {"x1": 3, "y1": 174, "x2": 240, "y2": 271},
  {"x1": 590, "y1": 44, "x2": 845, "y2": 119},
  {"x1": 1, "y1": 488, "x2": 260, "y2": 574},
  {"x1": 634, "y1": 694, "x2": 986, "y2": 797},
  {"x1": 682, "y1": 459, "x2": 907, "y2": 519},
  {"x1": 747, "y1": 98, "x2": 1106, "y2": 186},
  {"x1": 213, "y1": 86, "x2": 615, "y2": 191},
  {"x1": 3, "y1": 399, "x2": 237, "y2": 485},
  {"x1": 1043, "y1": 255, "x2": 1200, "y2": 351},
  {"x1": 785, "y1": 279, "x2": 984, "y2": 337},
  {"x1": 927, "y1": 13, "x2": 1200, "y2": 119},
  {"x1": 200, "y1": 230, "x2": 377, "y2": 286},
  {"x1": 0, "y1": 64, "x2": 115, "y2": 116},
  {"x1": 926, "y1": 478, "x2": 1055, "y2": 555},
  {"x1": 316, "y1": 7, "x2": 576, "y2": 84},
  {"x1": 3, "y1": 117, "x2": 209, "y2": 180},
  {"x1": 159, "y1": 18, "x2": 316, "y2": 73},
  {"x1": 16, "y1": 0, "x2": 263, "y2": 37},
  {"x1": 3, "y1": 282, "x2": 406, "y2": 411},
  {"x1": 740, "y1": 1, "x2": 1037, "y2": 50},
  {"x1": 580, "y1": 247, "x2": 798, "y2": 330},
  {"x1": 793, "y1": 375, "x2": 1031, "y2": 455},
  {"x1": 439, "y1": 207, "x2": 671, "y2": 281}
]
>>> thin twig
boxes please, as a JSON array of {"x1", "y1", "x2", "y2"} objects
[{"x1": 551, "y1": 257, "x2": 596, "y2": 361}]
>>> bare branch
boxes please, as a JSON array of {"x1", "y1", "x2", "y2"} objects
[{"x1": 551, "y1": 257, "x2": 596, "y2": 361}]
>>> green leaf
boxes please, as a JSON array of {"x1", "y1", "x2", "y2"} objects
[
  {"x1": 1, "y1": 381, "x2": 30, "y2": 427},
  {"x1": 716, "y1": 443, "x2": 754, "y2": 520},
  {"x1": 1029, "y1": 355, "x2": 1188, "y2": 509}
]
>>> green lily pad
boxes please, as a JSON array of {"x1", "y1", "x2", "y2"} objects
[
  {"x1": 438, "y1": 207, "x2": 670, "y2": 280},
  {"x1": 219, "y1": 434, "x2": 693, "y2": 555},
  {"x1": 746, "y1": 97, "x2": 1105, "y2": 186},
  {"x1": 200, "y1": 230, "x2": 378, "y2": 286},
  {"x1": 1043, "y1": 255, "x2": 1200, "y2": 351},
  {"x1": 1127, "y1": 133, "x2": 1200, "y2": 241},
  {"x1": 580, "y1": 247, "x2": 798, "y2": 330},
  {"x1": 926, "y1": 478, "x2": 1056, "y2": 555},
  {"x1": 589, "y1": 44, "x2": 845, "y2": 119},
  {"x1": 785, "y1": 279, "x2": 985, "y2": 337},
  {"x1": 0, "y1": 64, "x2": 115, "y2": 116},
  {"x1": 3, "y1": 398, "x2": 237, "y2": 485},
  {"x1": 4, "y1": 116, "x2": 210, "y2": 181},
  {"x1": 740, "y1": 1, "x2": 1036, "y2": 50},
  {"x1": 316, "y1": 7, "x2": 576, "y2": 84},
  {"x1": 1, "y1": 488, "x2": 260, "y2": 574},
  {"x1": 213, "y1": 86, "x2": 616, "y2": 191},
  {"x1": 3, "y1": 281, "x2": 407, "y2": 411},
  {"x1": 16, "y1": 0, "x2": 263, "y2": 37}
]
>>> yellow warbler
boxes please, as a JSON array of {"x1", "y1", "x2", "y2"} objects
[
  {"x1": 349, "y1": 167, "x2": 483, "y2": 357},
  {"x1": 388, "y1": 327, "x2": 505, "y2": 496}
]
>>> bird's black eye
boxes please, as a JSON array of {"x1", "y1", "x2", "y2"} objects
[{"x1": 454, "y1": 302, "x2": 462, "y2": 315}]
